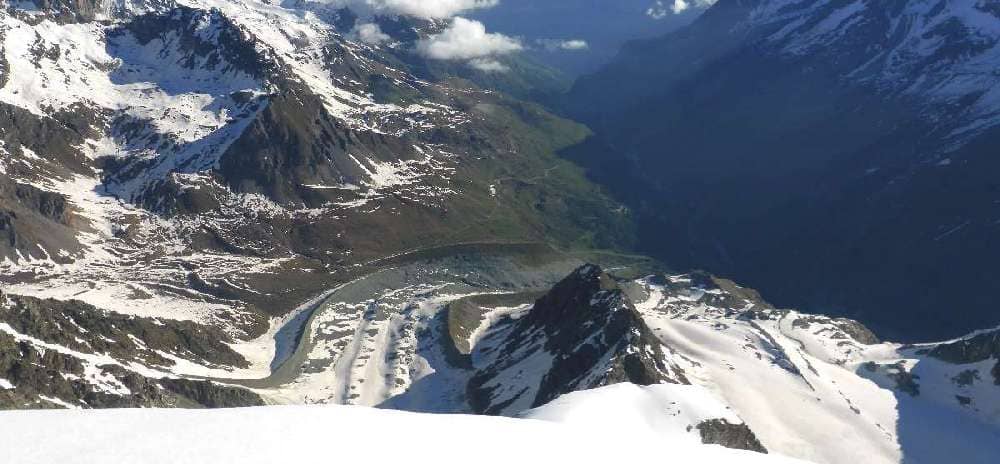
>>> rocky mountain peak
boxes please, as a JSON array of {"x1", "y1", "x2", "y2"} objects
[
  {"x1": 468, "y1": 264, "x2": 688, "y2": 415},
  {"x1": 525, "y1": 263, "x2": 623, "y2": 327}
]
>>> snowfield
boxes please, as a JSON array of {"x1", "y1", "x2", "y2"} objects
[
  {"x1": 0, "y1": 384, "x2": 810, "y2": 464},
  {"x1": 523, "y1": 383, "x2": 750, "y2": 445}
]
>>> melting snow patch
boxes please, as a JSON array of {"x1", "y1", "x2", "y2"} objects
[{"x1": 37, "y1": 395, "x2": 81, "y2": 410}]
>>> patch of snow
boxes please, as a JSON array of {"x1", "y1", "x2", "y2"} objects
[
  {"x1": 0, "y1": 400, "x2": 810, "y2": 464},
  {"x1": 36, "y1": 395, "x2": 81, "y2": 410},
  {"x1": 523, "y1": 382, "x2": 745, "y2": 446}
]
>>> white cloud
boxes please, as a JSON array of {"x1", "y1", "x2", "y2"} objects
[
  {"x1": 647, "y1": 0, "x2": 717, "y2": 18},
  {"x1": 352, "y1": 23, "x2": 391, "y2": 44},
  {"x1": 383, "y1": 0, "x2": 499, "y2": 18},
  {"x1": 537, "y1": 39, "x2": 589, "y2": 51},
  {"x1": 558, "y1": 39, "x2": 589, "y2": 50},
  {"x1": 469, "y1": 58, "x2": 508, "y2": 72},
  {"x1": 417, "y1": 17, "x2": 522, "y2": 61},
  {"x1": 330, "y1": 0, "x2": 499, "y2": 19},
  {"x1": 647, "y1": 1, "x2": 669, "y2": 19}
]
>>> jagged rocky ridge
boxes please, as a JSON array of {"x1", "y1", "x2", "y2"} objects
[{"x1": 467, "y1": 264, "x2": 688, "y2": 415}]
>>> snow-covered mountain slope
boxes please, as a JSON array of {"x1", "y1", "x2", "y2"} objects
[
  {"x1": 0, "y1": 0, "x2": 633, "y2": 416},
  {"x1": 630, "y1": 272, "x2": 1000, "y2": 464},
  {"x1": 0, "y1": 385, "x2": 811, "y2": 464},
  {"x1": 3, "y1": 240, "x2": 1000, "y2": 463},
  {"x1": 0, "y1": 0, "x2": 631, "y2": 373},
  {"x1": 748, "y1": 0, "x2": 1000, "y2": 144},
  {"x1": 565, "y1": 0, "x2": 1000, "y2": 342},
  {"x1": 524, "y1": 383, "x2": 767, "y2": 453},
  {"x1": 466, "y1": 263, "x2": 1000, "y2": 463},
  {"x1": 143, "y1": 258, "x2": 996, "y2": 464},
  {"x1": 576, "y1": 0, "x2": 1000, "y2": 144},
  {"x1": 0, "y1": 290, "x2": 267, "y2": 409}
]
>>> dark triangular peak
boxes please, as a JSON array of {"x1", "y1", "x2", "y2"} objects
[
  {"x1": 468, "y1": 264, "x2": 688, "y2": 415},
  {"x1": 526, "y1": 263, "x2": 625, "y2": 331}
]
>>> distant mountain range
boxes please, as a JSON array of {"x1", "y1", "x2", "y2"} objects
[{"x1": 565, "y1": 0, "x2": 1000, "y2": 342}]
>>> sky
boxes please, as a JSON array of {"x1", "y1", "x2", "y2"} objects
[
  {"x1": 468, "y1": 0, "x2": 709, "y2": 74},
  {"x1": 338, "y1": 0, "x2": 714, "y2": 75}
]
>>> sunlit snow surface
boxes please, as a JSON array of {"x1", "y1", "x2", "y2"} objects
[
  {"x1": 0, "y1": 384, "x2": 810, "y2": 464},
  {"x1": 634, "y1": 275, "x2": 1000, "y2": 464},
  {"x1": 523, "y1": 383, "x2": 746, "y2": 444}
]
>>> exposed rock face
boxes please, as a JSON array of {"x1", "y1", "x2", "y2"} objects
[
  {"x1": 9, "y1": 0, "x2": 177, "y2": 23},
  {"x1": 468, "y1": 264, "x2": 688, "y2": 415},
  {"x1": 929, "y1": 328, "x2": 1000, "y2": 385},
  {"x1": 0, "y1": 334, "x2": 263, "y2": 409},
  {"x1": 445, "y1": 298, "x2": 485, "y2": 356},
  {"x1": 793, "y1": 315, "x2": 880, "y2": 346},
  {"x1": 158, "y1": 378, "x2": 265, "y2": 408},
  {"x1": 122, "y1": 7, "x2": 269, "y2": 79},
  {"x1": 22, "y1": 0, "x2": 104, "y2": 23},
  {"x1": 887, "y1": 363, "x2": 921, "y2": 397},
  {"x1": 215, "y1": 82, "x2": 418, "y2": 209},
  {"x1": 0, "y1": 292, "x2": 263, "y2": 408},
  {"x1": 445, "y1": 292, "x2": 546, "y2": 357},
  {"x1": 0, "y1": 102, "x2": 93, "y2": 178},
  {"x1": 0, "y1": 98, "x2": 98, "y2": 262},
  {"x1": 0, "y1": 293, "x2": 249, "y2": 368},
  {"x1": 0, "y1": 174, "x2": 80, "y2": 262},
  {"x1": 697, "y1": 418, "x2": 768, "y2": 453},
  {"x1": 929, "y1": 329, "x2": 1000, "y2": 364}
]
